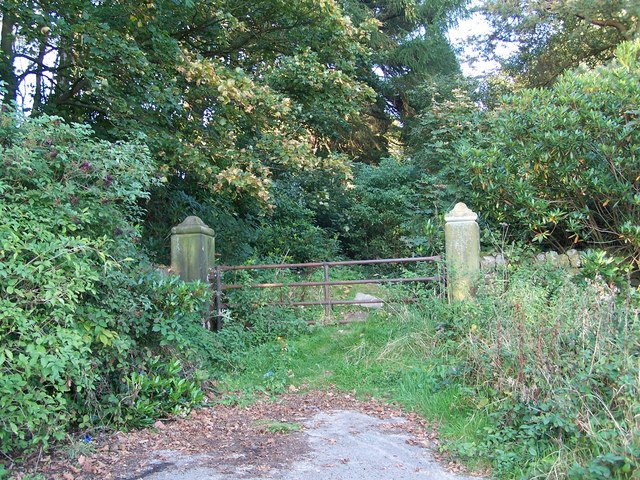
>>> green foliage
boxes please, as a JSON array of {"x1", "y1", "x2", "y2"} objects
[
  {"x1": 462, "y1": 40, "x2": 640, "y2": 266},
  {"x1": 0, "y1": 108, "x2": 212, "y2": 460},
  {"x1": 327, "y1": 77, "x2": 481, "y2": 261},
  {"x1": 196, "y1": 267, "x2": 314, "y2": 373},
  {"x1": 0, "y1": 109, "x2": 149, "y2": 454},
  {"x1": 427, "y1": 262, "x2": 639, "y2": 479},
  {"x1": 478, "y1": 0, "x2": 639, "y2": 87},
  {"x1": 338, "y1": 158, "x2": 442, "y2": 259},
  {"x1": 1, "y1": 0, "x2": 380, "y2": 203},
  {"x1": 1, "y1": 0, "x2": 470, "y2": 269},
  {"x1": 117, "y1": 358, "x2": 204, "y2": 429},
  {"x1": 340, "y1": 0, "x2": 465, "y2": 121},
  {"x1": 146, "y1": 156, "x2": 347, "y2": 265},
  {"x1": 580, "y1": 249, "x2": 635, "y2": 289},
  {"x1": 217, "y1": 260, "x2": 639, "y2": 479},
  {"x1": 406, "y1": 83, "x2": 479, "y2": 213},
  {"x1": 143, "y1": 177, "x2": 260, "y2": 265},
  {"x1": 223, "y1": 271, "x2": 311, "y2": 339},
  {"x1": 265, "y1": 49, "x2": 375, "y2": 144},
  {"x1": 0, "y1": 0, "x2": 387, "y2": 263},
  {"x1": 253, "y1": 176, "x2": 342, "y2": 263}
]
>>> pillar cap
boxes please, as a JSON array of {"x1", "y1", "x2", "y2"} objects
[
  {"x1": 171, "y1": 216, "x2": 215, "y2": 236},
  {"x1": 445, "y1": 202, "x2": 478, "y2": 223}
]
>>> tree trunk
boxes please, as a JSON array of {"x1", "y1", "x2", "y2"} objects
[
  {"x1": 0, "y1": 10, "x2": 18, "y2": 105},
  {"x1": 32, "y1": 37, "x2": 47, "y2": 112}
]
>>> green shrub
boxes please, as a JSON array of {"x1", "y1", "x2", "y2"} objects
[
  {"x1": 442, "y1": 263, "x2": 640, "y2": 478},
  {"x1": 203, "y1": 266, "x2": 327, "y2": 372},
  {"x1": 117, "y1": 358, "x2": 204, "y2": 429},
  {"x1": 406, "y1": 84, "x2": 479, "y2": 213},
  {"x1": 253, "y1": 176, "x2": 341, "y2": 263},
  {"x1": 338, "y1": 158, "x2": 440, "y2": 259},
  {"x1": 143, "y1": 177, "x2": 259, "y2": 265},
  {"x1": 461, "y1": 40, "x2": 640, "y2": 267},
  {"x1": 0, "y1": 107, "x2": 212, "y2": 460},
  {"x1": 143, "y1": 166, "x2": 343, "y2": 266},
  {"x1": 221, "y1": 269, "x2": 311, "y2": 342}
]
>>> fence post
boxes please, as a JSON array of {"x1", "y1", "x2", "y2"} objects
[
  {"x1": 171, "y1": 216, "x2": 216, "y2": 330},
  {"x1": 214, "y1": 265, "x2": 223, "y2": 331},
  {"x1": 444, "y1": 202, "x2": 480, "y2": 302},
  {"x1": 171, "y1": 216, "x2": 216, "y2": 282},
  {"x1": 322, "y1": 262, "x2": 332, "y2": 320}
]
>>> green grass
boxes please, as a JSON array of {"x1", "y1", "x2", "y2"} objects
[
  {"x1": 253, "y1": 420, "x2": 303, "y2": 434},
  {"x1": 215, "y1": 263, "x2": 639, "y2": 479},
  {"x1": 217, "y1": 302, "x2": 491, "y2": 472}
]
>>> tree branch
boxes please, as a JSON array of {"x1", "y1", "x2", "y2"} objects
[
  {"x1": 575, "y1": 13, "x2": 632, "y2": 39},
  {"x1": 52, "y1": 77, "x2": 90, "y2": 105}
]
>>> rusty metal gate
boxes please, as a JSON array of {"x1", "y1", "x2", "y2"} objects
[{"x1": 208, "y1": 256, "x2": 443, "y2": 329}]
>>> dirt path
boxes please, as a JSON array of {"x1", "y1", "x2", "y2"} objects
[{"x1": 20, "y1": 390, "x2": 483, "y2": 480}]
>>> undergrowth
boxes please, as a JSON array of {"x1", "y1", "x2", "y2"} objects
[
  {"x1": 0, "y1": 107, "x2": 213, "y2": 473},
  {"x1": 217, "y1": 262, "x2": 639, "y2": 479}
]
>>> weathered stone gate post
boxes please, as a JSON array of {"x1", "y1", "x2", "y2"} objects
[
  {"x1": 444, "y1": 203, "x2": 480, "y2": 302},
  {"x1": 170, "y1": 216, "x2": 215, "y2": 283}
]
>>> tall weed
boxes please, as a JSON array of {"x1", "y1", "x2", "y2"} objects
[{"x1": 445, "y1": 264, "x2": 639, "y2": 478}]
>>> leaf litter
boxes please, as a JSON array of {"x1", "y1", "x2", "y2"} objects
[{"x1": 14, "y1": 388, "x2": 480, "y2": 479}]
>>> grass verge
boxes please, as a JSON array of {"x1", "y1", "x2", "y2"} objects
[
  {"x1": 218, "y1": 303, "x2": 492, "y2": 473},
  {"x1": 216, "y1": 263, "x2": 639, "y2": 479}
]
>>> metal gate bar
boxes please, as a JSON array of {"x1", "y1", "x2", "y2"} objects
[
  {"x1": 220, "y1": 275, "x2": 441, "y2": 290},
  {"x1": 217, "y1": 255, "x2": 440, "y2": 271},
  {"x1": 219, "y1": 298, "x2": 419, "y2": 308},
  {"x1": 210, "y1": 256, "x2": 443, "y2": 329}
]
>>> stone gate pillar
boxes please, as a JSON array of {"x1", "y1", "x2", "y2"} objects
[
  {"x1": 171, "y1": 216, "x2": 215, "y2": 282},
  {"x1": 445, "y1": 203, "x2": 480, "y2": 302}
]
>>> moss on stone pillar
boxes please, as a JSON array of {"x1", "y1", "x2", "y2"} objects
[
  {"x1": 170, "y1": 216, "x2": 215, "y2": 282},
  {"x1": 445, "y1": 203, "x2": 480, "y2": 302}
]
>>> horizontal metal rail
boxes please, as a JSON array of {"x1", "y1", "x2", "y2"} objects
[
  {"x1": 220, "y1": 275, "x2": 441, "y2": 291},
  {"x1": 217, "y1": 255, "x2": 440, "y2": 272},
  {"x1": 220, "y1": 298, "x2": 418, "y2": 308}
]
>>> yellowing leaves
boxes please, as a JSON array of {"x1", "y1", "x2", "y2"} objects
[{"x1": 215, "y1": 166, "x2": 271, "y2": 204}]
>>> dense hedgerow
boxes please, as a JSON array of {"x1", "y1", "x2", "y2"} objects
[
  {"x1": 0, "y1": 107, "x2": 212, "y2": 460},
  {"x1": 460, "y1": 40, "x2": 640, "y2": 265}
]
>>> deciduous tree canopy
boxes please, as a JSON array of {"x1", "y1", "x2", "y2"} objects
[
  {"x1": 1, "y1": 0, "x2": 374, "y2": 200},
  {"x1": 1, "y1": 0, "x2": 463, "y2": 196}
]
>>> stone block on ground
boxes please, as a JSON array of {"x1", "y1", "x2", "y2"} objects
[
  {"x1": 480, "y1": 255, "x2": 496, "y2": 271},
  {"x1": 495, "y1": 254, "x2": 507, "y2": 267},
  {"x1": 342, "y1": 311, "x2": 369, "y2": 323},
  {"x1": 545, "y1": 251, "x2": 559, "y2": 265},
  {"x1": 566, "y1": 249, "x2": 581, "y2": 268},
  {"x1": 353, "y1": 293, "x2": 384, "y2": 309}
]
